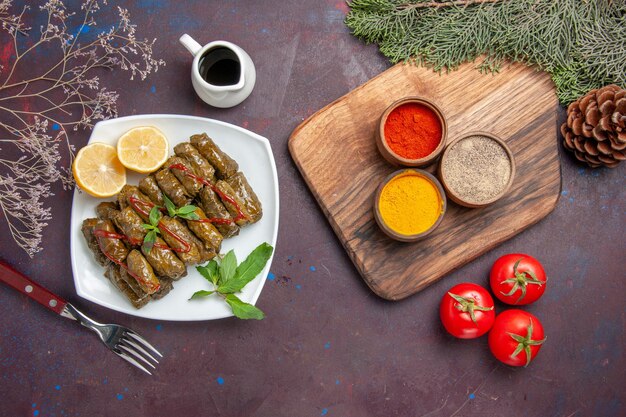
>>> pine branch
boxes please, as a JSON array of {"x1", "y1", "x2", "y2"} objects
[{"x1": 346, "y1": 0, "x2": 626, "y2": 105}]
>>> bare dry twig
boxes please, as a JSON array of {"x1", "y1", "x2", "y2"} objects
[{"x1": 0, "y1": 0, "x2": 165, "y2": 256}]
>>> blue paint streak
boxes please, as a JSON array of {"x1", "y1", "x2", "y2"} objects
[
  {"x1": 309, "y1": 266, "x2": 316, "y2": 271},
  {"x1": 150, "y1": 85, "x2": 156, "y2": 93},
  {"x1": 116, "y1": 393, "x2": 124, "y2": 400},
  {"x1": 569, "y1": 197, "x2": 574, "y2": 203},
  {"x1": 52, "y1": 123, "x2": 60, "y2": 130},
  {"x1": 103, "y1": 378, "x2": 108, "y2": 384},
  {"x1": 156, "y1": 324, "x2": 163, "y2": 331},
  {"x1": 469, "y1": 393, "x2": 476, "y2": 400},
  {"x1": 55, "y1": 384, "x2": 61, "y2": 390},
  {"x1": 324, "y1": 342, "x2": 331, "y2": 349},
  {"x1": 261, "y1": 28, "x2": 269, "y2": 34},
  {"x1": 217, "y1": 376, "x2": 224, "y2": 385},
  {"x1": 32, "y1": 404, "x2": 36, "y2": 408},
  {"x1": 321, "y1": 409, "x2": 328, "y2": 416},
  {"x1": 124, "y1": 387, "x2": 129, "y2": 392},
  {"x1": 71, "y1": 24, "x2": 91, "y2": 38},
  {"x1": 295, "y1": 284, "x2": 302, "y2": 290},
  {"x1": 561, "y1": 190, "x2": 568, "y2": 196},
  {"x1": 267, "y1": 272, "x2": 275, "y2": 281},
  {"x1": 33, "y1": 411, "x2": 39, "y2": 417},
  {"x1": 335, "y1": 379, "x2": 340, "y2": 385}
]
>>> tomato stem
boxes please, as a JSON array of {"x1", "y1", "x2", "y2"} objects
[
  {"x1": 506, "y1": 319, "x2": 546, "y2": 367},
  {"x1": 448, "y1": 292, "x2": 493, "y2": 325},
  {"x1": 500, "y1": 258, "x2": 546, "y2": 303}
]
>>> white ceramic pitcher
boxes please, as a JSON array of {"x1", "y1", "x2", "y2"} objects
[{"x1": 179, "y1": 34, "x2": 256, "y2": 108}]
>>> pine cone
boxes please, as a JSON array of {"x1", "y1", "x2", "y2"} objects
[{"x1": 561, "y1": 84, "x2": 626, "y2": 168}]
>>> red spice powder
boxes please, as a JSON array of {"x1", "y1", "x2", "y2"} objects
[{"x1": 384, "y1": 103, "x2": 442, "y2": 159}]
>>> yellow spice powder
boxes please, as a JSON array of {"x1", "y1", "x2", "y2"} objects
[{"x1": 378, "y1": 172, "x2": 442, "y2": 236}]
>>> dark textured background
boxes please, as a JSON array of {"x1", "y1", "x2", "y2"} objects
[{"x1": 1, "y1": 1, "x2": 624, "y2": 416}]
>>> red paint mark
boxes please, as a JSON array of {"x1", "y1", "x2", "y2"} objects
[
  {"x1": 242, "y1": 120, "x2": 249, "y2": 128},
  {"x1": 334, "y1": 0, "x2": 350, "y2": 14},
  {"x1": 251, "y1": 118, "x2": 271, "y2": 132},
  {"x1": 0, "y1": 41, "x2": 13, "y2": 68}
]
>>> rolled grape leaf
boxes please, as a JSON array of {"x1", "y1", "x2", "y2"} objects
[{"x1": 190, "y1": 133, "x2": 238, "y2": 179}]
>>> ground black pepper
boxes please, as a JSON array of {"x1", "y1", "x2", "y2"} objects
[{"x1": 441, "y1": 135, "x2": 512, "y2": 204}]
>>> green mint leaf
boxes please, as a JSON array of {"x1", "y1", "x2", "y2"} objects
[
  {"x1": 218, "y1": 243, "x2": 273, "y2": 294},
  {"x1": 141, "y1": 223, "x2": 154, "y2": 231},
  {"x1": 219, "y1": 250, "x2": 237, "y2": 285},
  {"x1": 149, "y1": 206, "x2": 161, "y2": 226},
  {"x1": 163, "y1": 195, "x2": 177, "y2": 217},
  {"x1": 196, "y1": 260, "x2": 219, "y2": 285},
  {"x1": 177, "y1": 205, "x2": 198, "y2": 215},
  {"x1": 225, "y1": 294, "x2": 264, "y2": 320},
  {"x1": 177, "y1": 211, "x2": 200, "y2": 220},
  {"x1": 142, "y1": 230, "x2": 157, "y2": 253},
  {"x1": 189, "y1": 290, "x2": 215, "y2": 300}
]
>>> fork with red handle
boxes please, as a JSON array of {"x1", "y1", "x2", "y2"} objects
[{"x1": 0, "y1": 261, "x2": 162, "y2": 375}]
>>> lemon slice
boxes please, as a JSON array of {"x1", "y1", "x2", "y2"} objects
[
  {"x1": 116, "y1": 126, "x2": 169, "y2": 173},
  {"x1": 73, "y1": 142, "x2": 126, "y2": 198}
]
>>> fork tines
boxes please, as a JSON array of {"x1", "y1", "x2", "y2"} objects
[{"x1": 115, "y1": 330, "x2": 163, "y2": 375}]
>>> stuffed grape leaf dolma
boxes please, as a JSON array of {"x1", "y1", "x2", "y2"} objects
[
  {"x1": 95, "y1": 201, "x2": 118, "y2": 220},
  {"x1": 138, "y1": 175, "x2": 165, "y2": 206},
  {"x1": 225, "y1": 172, "x2": 263, "y2": 224},
  {"x1": 142, "y1": 235, "x2": 187, "y2": 280},
  {"x1": 198, "y1": 187, "x2": 239, "y2": 238},
  {"x1": 105, "y1": 265, "x2": 151, "y2": 309},
  {"x1": 81, "y1": 219, "x2": 110, "y2": 267},
  {"x1": 151, "y1": 277, "x2": 174, "y2": 300},
  {"x1": 166, "y1": 156, "x2": 204, "y2": 196},
  {"x1": 94, "y1": 219, "x2": 129, "y2": 264},
  {"x1": 190, "y1": 133, "x2": 238, "y2": 179},
  {"x1": 155, "y1": 168, "x2": 193, "y2": 208},
  {"x1": 185, "y1": 207, "x2": 224, "y2": 252},
  {"x1": 118, "y1": 262, "x2": 152, "y2": 299},
  {"x1": 215, "y1": 180, "x2": 252, "y2": 227},
  {"x1": 83, "y1": 219, "x2": 151, "y2": 309},
  {"x1": 111, "y1": 207, "x2": 187, "y2": 280},
  {"x1": 125, "y1": 249, "x2": 161, "y2": 295},
  {"x1": 110, "y1": 207, "x2": 146, "y2": 245},
  {"x1": 158, "y1": 215, "x2": 214, "y2": 265},
  {"x1": 174, "y1": 142, "x2": 215, "y2": 184},
  {"x1": 118, "y1": 185, "x2": 157, "y2": 222}
]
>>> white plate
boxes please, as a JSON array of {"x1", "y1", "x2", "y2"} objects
[{"x1": 70, "y1": 114, "x2": 279, "y2": 321}]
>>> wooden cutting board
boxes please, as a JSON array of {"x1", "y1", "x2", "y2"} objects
[{"x1": 289, "y1": 62, "x2": 561, "y2": 300}]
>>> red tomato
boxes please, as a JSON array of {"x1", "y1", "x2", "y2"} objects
[
  {"x1": 490, "y1": 254, "x2": 547, "y2": 305},
  {"x1": 488, "y1": 309, "x2": 546, "y2": 367},
  {"x1": 440, "y1": 283, "x2": 495, "y2": 339}
]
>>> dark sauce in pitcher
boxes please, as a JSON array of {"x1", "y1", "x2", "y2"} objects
[{"x1": 198, "y1": 47, "x2": 241, "y2": 86}]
